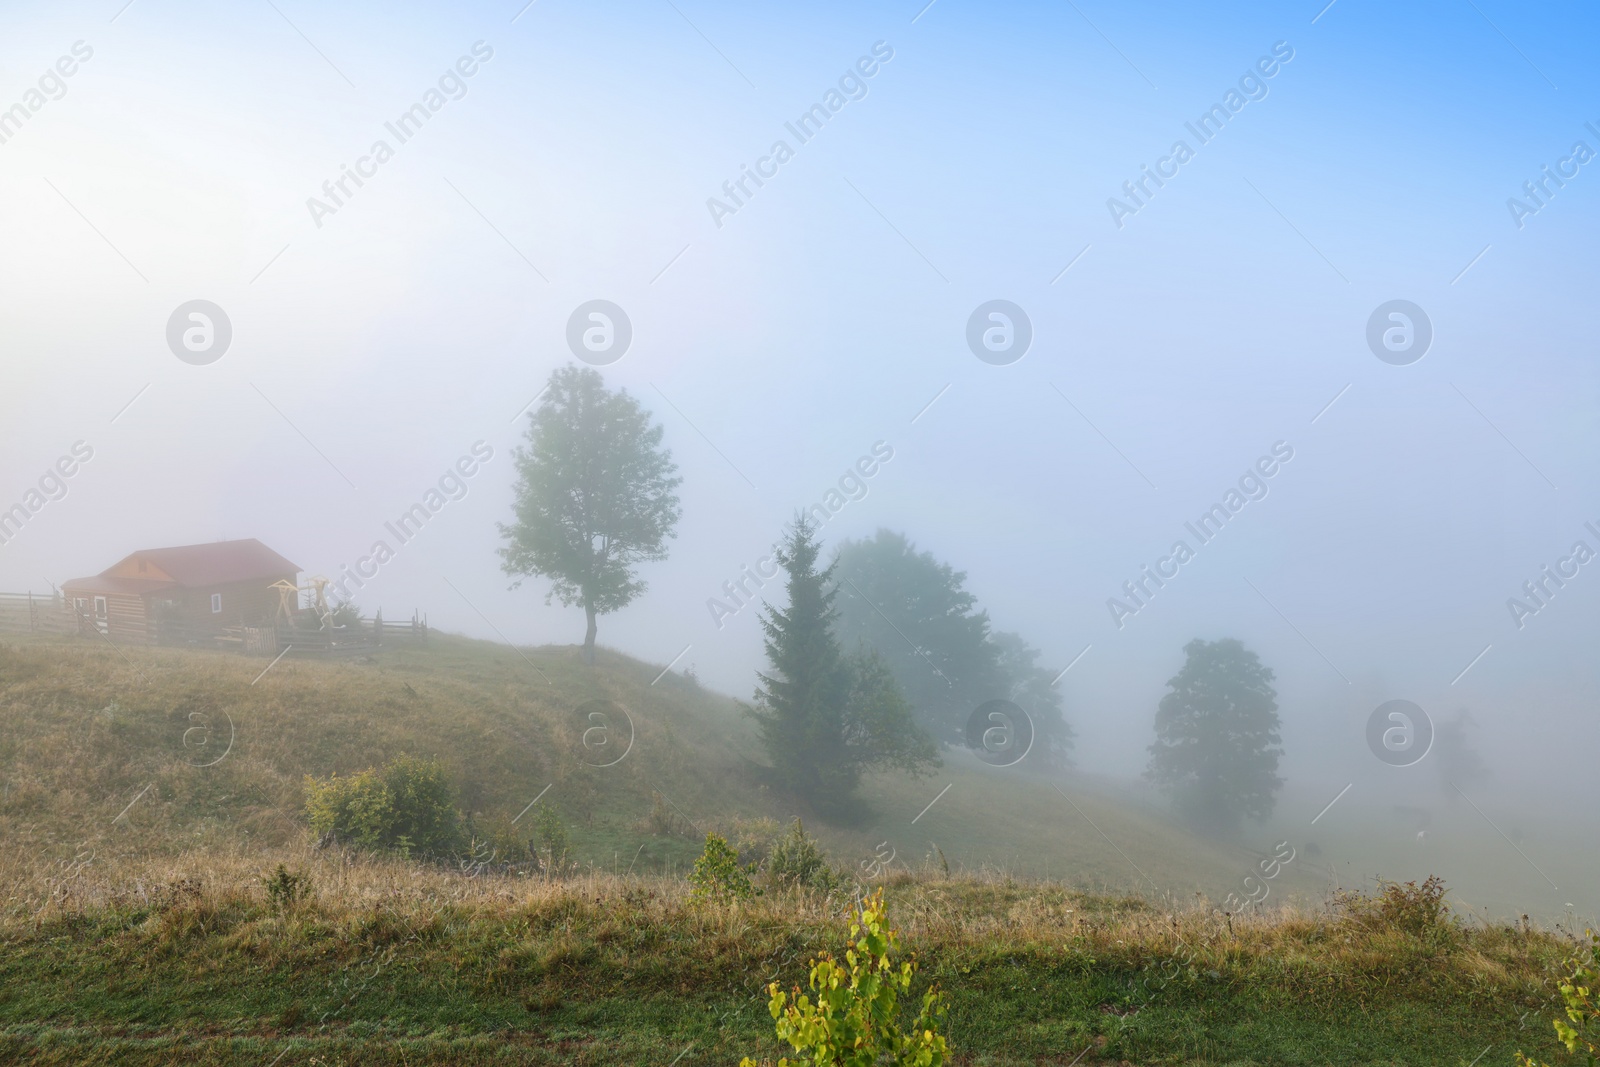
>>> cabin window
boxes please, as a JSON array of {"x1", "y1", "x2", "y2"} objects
[
  {"x1": 74, "y1": 598, "x2": 87, "y2": 614},
  {"x1": 211, "y1": 593, "x2": 223, "y2": 614},
  {"x1": 94, "y1": 597, "x2": 107, "y2": 618}
]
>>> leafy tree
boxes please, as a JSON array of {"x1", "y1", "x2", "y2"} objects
[
  {"x1": 1145, "y1": 638, "x2": 1283, "y2": 835},
  {"x1": 746, "y1": 517, "x2": 939, "y2": 815},
  {"x1": 832, "y1": 529, "x2": 1071, "y2": 767},
  {"x1": 1435, "y1": 709, "x2": 1491, "y2": 800},
  {"x1": 499, "y1": 365, "x2": 682, "y2": 663},
  {"x1": 832, "y1": 530, "x2": 993, "y2": 740}
]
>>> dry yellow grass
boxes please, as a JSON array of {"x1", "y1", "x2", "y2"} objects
[
  {"x1": 0, "y1": 835, "x2": 1581, "y2": 1065},
  {"x1": 0, "y1": 633, "x2": 1339, "y2": 911},
  {"x1": 0, "y1": 835, "x2": 1572, "y2": 971}
]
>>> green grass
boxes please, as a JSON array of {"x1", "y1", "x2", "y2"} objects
[{"x1": 0, "y1": 856, "x2": 1579, "y2": 1066}]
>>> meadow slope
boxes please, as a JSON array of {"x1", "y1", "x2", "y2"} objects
[
  {"x1": 0, "y1": 633, "x2": 1333, "y2": 903},
  {"x1": 0, "y1": 634, "x2": 1587, "y2": 1065}
]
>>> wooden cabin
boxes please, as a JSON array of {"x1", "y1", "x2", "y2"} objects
[{"x1": 62, "y1": 539, "x2": 300, "y2": 644}]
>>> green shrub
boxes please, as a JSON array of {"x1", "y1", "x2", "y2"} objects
[
  {"x1": 729, "y1": 816, "x2": 782, "y2": 869},
  {"x1": 532, "y1": 803, "x2": 569, "y2": 873},
  {"x1": 263, "y1": 864, "x2": 312, "y2": 912},
  {"x1": 766, "y1": 819, "x2": 839, "y2": 892},
  {"x1": 741, "y1": 887, "x2": 948, "y2": 1066},
  {"x1": 460, "y1": 813, "x2": 534, "y2": 876},
  {"x1": 304, "y1": 767, "x2": 388, "y2": 849},
  {"x1": 1518, "y1": 931, "x2": 1600, "y2": 1067},
  {"x1": 689, "y1": 832, "x2": 755, "y2": 903},
  {"x1": 471, "y1": 812, "x2": 535, "y2": 868},
  {"x1": 329, "y1": 600, "x2": 362, "y2": 627},
  {"x1": 1335, "y1": 875, "x2": 1454, "y2": 939},
  {"x1": 304, "y1": 755, "x2": 463, "y2": 859},
  {"x1": 641, "y1": 791, "x2": 676, "y2": 836},
  {"x1": 1376, "y1": 875, "x2": 1451, "y2": 935}
]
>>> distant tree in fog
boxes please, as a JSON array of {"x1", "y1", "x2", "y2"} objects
[
  {"x1": 745, "y1": 516, "x2": 939, "y2": 816},
  {"x1": 1436, "y1": 708, "x2": 1491, "y2": 799},
  {"x1": 831, "y1": 529, "x2": 1072, "y2": 767},
  {"x1": 499, "y1": 365, "x2": 681, "y2": 663},
  {"x1": 988, "y1": 629, "x2": 1075, "y2": 769},
  {"x1": 1146, "y1": 637, "x2": 1283, "y2": 835}
]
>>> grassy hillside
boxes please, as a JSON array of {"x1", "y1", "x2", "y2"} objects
[
  {"x1": 0, "y1": 632, "x2": 1333, "y2": 908},
  {"x1": 0, "y1": 634, "x2": 1588, "y2": 1064}
]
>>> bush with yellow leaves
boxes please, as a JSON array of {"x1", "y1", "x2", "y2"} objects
[{"x1": 741, "y1": 887, "x2": 948, "y2": 1067}]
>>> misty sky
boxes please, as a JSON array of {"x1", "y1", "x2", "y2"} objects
[{"x1": 3, "y1": 0, "x2": 1598, "y2": 908}]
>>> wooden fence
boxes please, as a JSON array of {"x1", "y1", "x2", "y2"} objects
[
  {"x1": 238, "y1": 611, "x2": 429, "y2": 658},
  {"x1": 0, "y1": 592, "x2": 426, "y2": 658},
  {"x1": 157, "y1": 611, "x2": 427, "y2": 657},
  {"x1": 0, "y1": 592, "x2": 74, "y2": 635}
]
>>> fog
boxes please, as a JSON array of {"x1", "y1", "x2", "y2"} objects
[{"x1": 2, "y1": 1, "x2": 1596, "y2": 917}]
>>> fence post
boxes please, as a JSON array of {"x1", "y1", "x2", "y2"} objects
[{"x1": 374, "y1": 608, "x2": 382, "y2": 649}]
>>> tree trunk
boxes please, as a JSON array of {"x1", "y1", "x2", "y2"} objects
[{"x1": 583, "y1": 601, "x2": 597, "y2": 664}]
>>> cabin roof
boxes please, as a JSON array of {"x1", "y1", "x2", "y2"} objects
[{"x1": 63, "y1": 539, "x2": 300, "y2": 594}]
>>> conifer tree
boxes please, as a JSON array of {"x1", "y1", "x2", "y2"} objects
[{"x1": 746, "y1": 515, "x2": 939, "y2": 813}]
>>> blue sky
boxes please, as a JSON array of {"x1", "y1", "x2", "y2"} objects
[{"x1": 3, "y1": 1, "x2": 1598, "y2": 891}]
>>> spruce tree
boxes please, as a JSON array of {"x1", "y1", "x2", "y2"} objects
[{"x1": 746, "y1": 516, "x2": 939, "y2": 813}]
